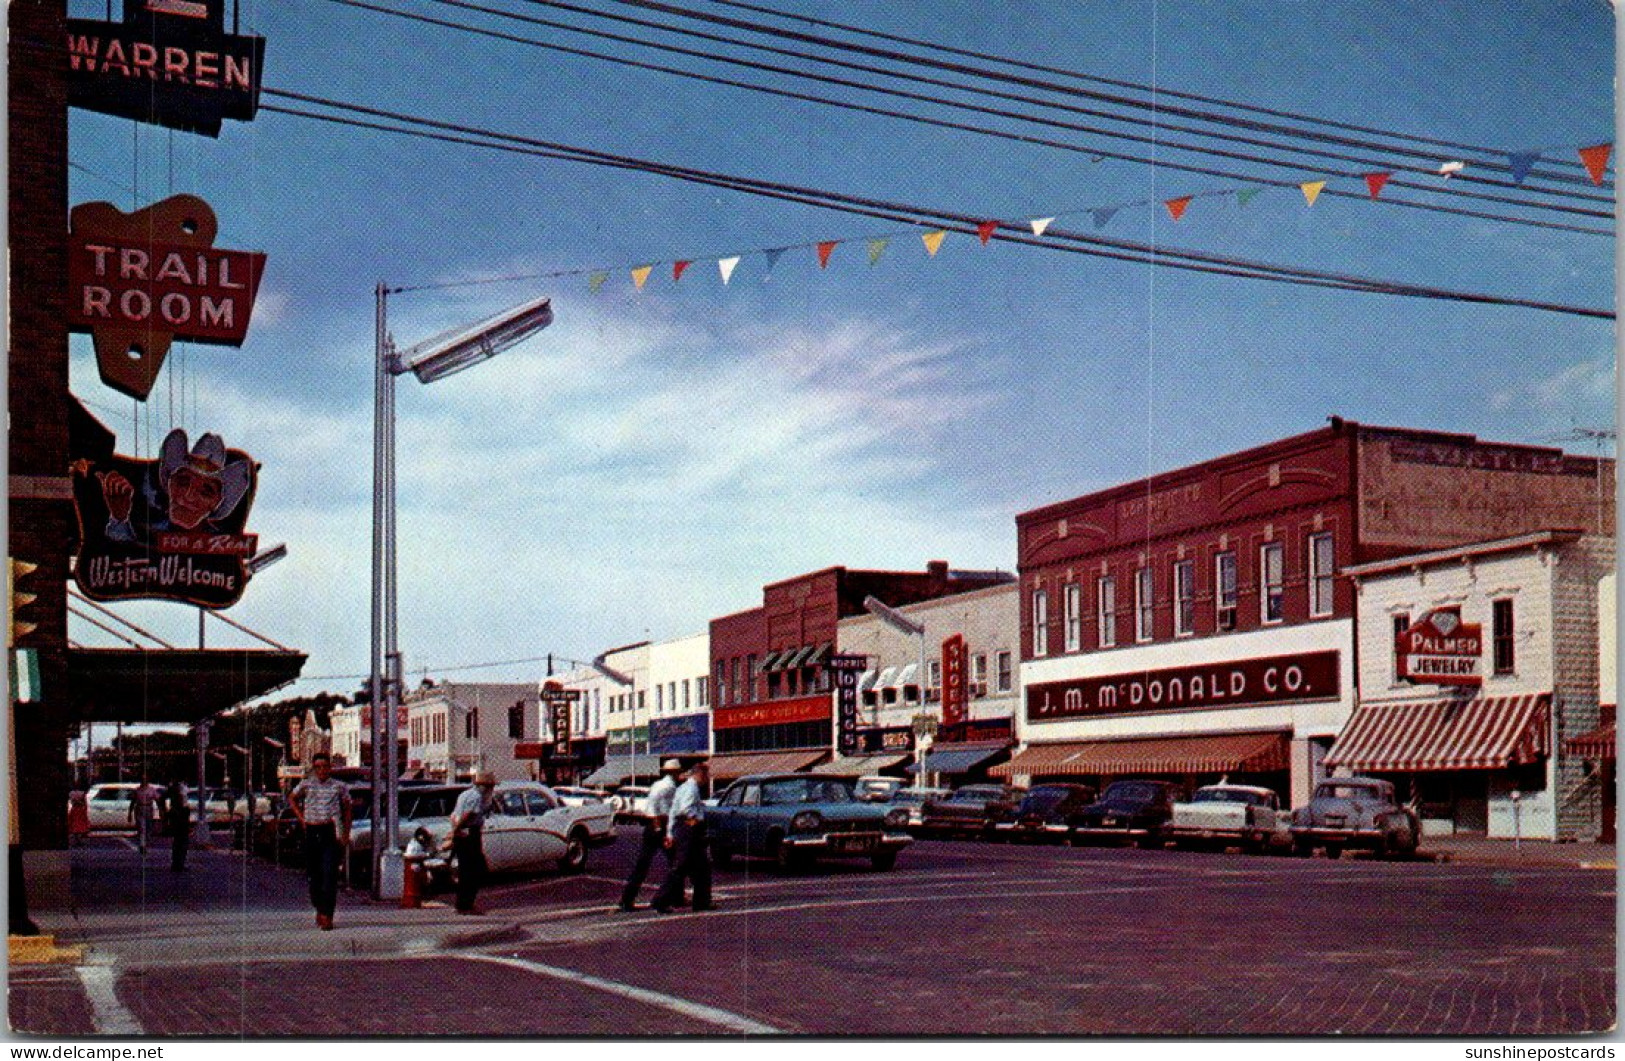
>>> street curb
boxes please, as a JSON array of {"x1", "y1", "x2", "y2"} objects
[
  {"x1": 8, "y1": 934, "x2": 85, "y2": 965},
  {"x1": 438, "y1": 922, "x2": 527, "y2": 950}
]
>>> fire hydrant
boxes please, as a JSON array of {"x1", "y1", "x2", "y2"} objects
[{"x1": 401, "y1": 830, "x2": 431, "y2": 909}]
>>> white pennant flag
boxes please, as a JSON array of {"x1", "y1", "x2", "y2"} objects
[
  {"x1": 718, "y1": 256, "x2": 741, "y2": 285},
  {"x1": 1030, "y1": 217, "x2": 1055, "y2": 236}
]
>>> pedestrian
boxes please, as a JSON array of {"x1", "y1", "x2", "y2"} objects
[
  {"x1": 289, "y1": 752, "x2": 352, "y2": 931},
  {"x1": 617, "y1": 758, "x2": 683, "y2": 912},
  {"x1": 165, "y1": 780, "x2": 191, "y2": 871},
  {"x1": 128, "y1": 778, "x2": 161, "y2": 854},
  {"x1": 66, "y1": 790, "x2": 90, "y2": 847},
  {"x1": 449, "y1": 771, "x2": 497, "y2": 916},
  {"x1": 650, "y1": 761, "x2": 715, "y2": 914}
]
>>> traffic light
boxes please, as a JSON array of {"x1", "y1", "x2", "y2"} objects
[{"x1": 8, "y1": 558, "x2": 38, "y2": 645}]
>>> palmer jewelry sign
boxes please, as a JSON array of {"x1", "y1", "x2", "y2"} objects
[{"x1": 1027, "y1": 651, "x2": 1340, "y2": 722}]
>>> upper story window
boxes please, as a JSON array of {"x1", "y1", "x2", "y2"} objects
[
  {"x1": 972, "y1": 653, "x2": 988, "y2": 696},
  {"x1": 1309, "y1": 533, "x2": 1335, "y2": 617},
  {"x1": 1135, "y1": 566, "x2": 1154, "y2": 642},
  {"x1": 1097, "y1": 576, "x2": 1117, "y2": 648},
  {"x1": 715, "y1": 662, "x2": 728, "y2": 707},
  {"x1": 1032, "y1": 587, "x2": 1049, "y2": 657},
  {"x1": 1391, "y1": 613, "x2": 1409, "y2": 683},
  {"x1": 1063, "y1": 583, "x2": 1082, "y2": 652},
  {"x1": 655, "y1": 684, "x2": 664, "y2": 714},
  {"x1": 1216, "y1": 552, "x2": 1238, "y2": 631},
  {"x1": 1173, "y1": 559, "x2": 1195, "y2": 637},
  {"x1": 1260, "y1": 542, "x2": 1285, "y2": 624},
  {"x1": 996, "y1": 650, "x2": 1013, "y2": 693},
  {"x1": 697, "y1": 676, "x2": 709, "y2": 708},
  {"x1": 1493, "y1": 599, "x2": 1516, "y2": 675},
  {"x1": 508, "y1": 701, "x2": 524, "y2": 740},
  {"x1": 465, "y1": 708, "x2": 478, "y2": 741}
]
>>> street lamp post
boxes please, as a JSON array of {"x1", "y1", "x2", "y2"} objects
[
  {"x1": 590, "y1": 653, "x2": 635, "y2": 787},
  {"x1": 862, "y1": 595, "x2": 930, "y2": 784},
  {"x1": 370, "y1": 283, "x2": 554, "y2": 898}
]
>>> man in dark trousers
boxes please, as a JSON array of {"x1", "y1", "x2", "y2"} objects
[
  {"x1": 290, "y1": 753, "x2": 352, "y2": 931},
  {"x1": 650, "y1": 761, "x2": 714, "y2": 914},
  {"x1": 450, "y1": 771, "x2": 497, "y2": 915},
  {"x1": 164, "y1": 780, "x2": 191, "y2": 871},
  {"x1": 617, "y1": 759, "x2": 682, "y2": 912}
]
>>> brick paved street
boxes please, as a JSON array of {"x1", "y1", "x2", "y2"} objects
[{"x1": 7, "y1": 831, "x2": 1614, "y2": 1037}]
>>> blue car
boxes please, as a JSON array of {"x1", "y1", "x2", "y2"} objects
[{"x1": 708, "y1": 773, "x2": 914, "y2": 872}]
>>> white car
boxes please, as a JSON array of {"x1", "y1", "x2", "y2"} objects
[
  {"x1": 610, "y1": 785, "x2": 652, "y2": 821},
  {"x1": 1167, "y1": 784, "x2": 1292, "y2": 854},
  {"x1": 203, "y1": 789, "x2": 271, "y2": 825},
  {"x1": 419, "y1": 781, "x2": 619, "y2": 878},
  {"x1": 550, "y1": 786, "x2": 606, "y2": 808},
  {"x1": 85, "y1": 783, "x2": 142, "y2": 830}
]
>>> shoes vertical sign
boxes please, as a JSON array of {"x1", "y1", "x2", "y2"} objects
[{"x1": 63, "y1": 0, "x2": 270, "y2": 608}]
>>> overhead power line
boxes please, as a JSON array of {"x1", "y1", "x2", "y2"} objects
[
  {"x1": 321, "y1": 0, "x2": 1612, "y2": 237},
  {"x1": 260, "y1": 88, "x2": 1615, "y2": 319}
]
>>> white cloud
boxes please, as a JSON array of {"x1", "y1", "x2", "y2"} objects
[{"x1": 1490, "y1": 356, "x2": 1615, "y2": 413}]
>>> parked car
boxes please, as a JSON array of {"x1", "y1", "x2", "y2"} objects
[
  {"x1": 1072, "y1": 780, "x2": 1182, "y2": 847},
  {"x1": 415, "y1": 781, "x2": 619, "y2": 882},
  {"x1": 1166, "y1": 784, "x2": 1291, "y2": 853},
  {"x1": 1290, "y1": 777, "x2": 1420, "y2": 859},
  {"x1": 708, "y1": 773, "x2": 913, "y2": 871},
  {"x1": 203, "y1": 788, "x2": 271, "y2": 825},
  {"x1": 347, "y1": 785, "x2": 464, "y2": 885},
  {"x1": 885, "y1": 787, "x2": 952, "y2": 828},
  {"x1": 610, "y1": 785, "x2": 652, "y2": 822},
  {"x1": 918, "y1": 784, "x2": 1026, "y2": 839},
  {"x1": 551, "y1": 786, "x2": 607, "y2": 808},
  {"x1": 85, "y1": 783, "x2": 140, "y2": 830},
  {"x1": 853, "y1": 776, "x2": 904, "y2": 802},
  {"x1": 989, "y1": 783, "x2": 1097, "y2": 843}
]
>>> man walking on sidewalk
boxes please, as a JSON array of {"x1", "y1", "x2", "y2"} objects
[
  {"x1": 165, "y1": 780, "x2": 191, "y2": 871},
  {"x1": 617, "y1": 758, "x2": 682, "y2": 912},
  {"x1": 128, "y1": 778, "x2": 161, "y2": 855},
  {"x1": 450, "y1": 771, "x2": 497, "y2": 915},
  {"x1": 290, "y1": 753, "x2": 351, "y2": 931},
  {"x1": 650, "y1": 761, "x2": 714, "y2": 914}
]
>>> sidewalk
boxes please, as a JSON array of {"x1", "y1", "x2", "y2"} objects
[{"x1": 1418, "y1": 833, "x2": 1616, "y2": 869}]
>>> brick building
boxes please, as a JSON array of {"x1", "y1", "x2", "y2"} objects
[
  {"x1": 1006, "y1": 419, "x2": 1614, "y2": 806},
  {"x1": 708, "y1": 561, "x2": 1012, "y2": 783}
]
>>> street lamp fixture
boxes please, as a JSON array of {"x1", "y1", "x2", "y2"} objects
[{"x1": 370, "y1": 285, "x2": 554, "y2": 898}]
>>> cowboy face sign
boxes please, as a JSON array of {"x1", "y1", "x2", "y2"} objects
[{"x1": 71, "y1": 427, "x2": 260, "y2": 608}]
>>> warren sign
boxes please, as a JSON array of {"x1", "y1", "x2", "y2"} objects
[
  {"x1": 1396, "y1": 609, "x2": 1483, "y2": 688},
  {"x1": 66, "y1": 0, "x2": 265, "y2": 137}
]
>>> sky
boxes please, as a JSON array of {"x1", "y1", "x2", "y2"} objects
[{"x1": 62, "y1": 0, "x2": 1617, "y2": 703}]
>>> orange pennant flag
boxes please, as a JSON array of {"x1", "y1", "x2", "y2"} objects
[
  {"x1": 976, "y1": 220, "x2": 999, "y2": 244},
  {"x1": 1300, "y1": 181, "x2": 1326, "y2": 206},
  {"x1": 1164, "y1": 197, "x2": 1192, "y2": 221},
  {"x1": 816, "y1": 241, "x2": 837, "y2": 269},
  {"x1": 631, "y1": 265, "x2": 653, "y2": 290},
  {"x1": 1579, "y1": 143, "x2": 1612, "y2": 185},
  {"x1": 921, "y1": 230, "x2": 946, "y2": 257},
  {"x1": 672, "y1": 260, "x2": 691, "y2": 281},
  {"x1": 1364, "y1": 172, "x2": 1391, "y2": 200}
]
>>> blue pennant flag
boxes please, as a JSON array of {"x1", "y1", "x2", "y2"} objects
[
  {"x1": 762, "y1": 248, "x2": 786, "y2": 280},
  {"x1": 1506, "y1": 152, "x2": 1541, "y2": 186},
  {"x1": 1089, "y1": 207, "x2": 1118, "y2": 228}
]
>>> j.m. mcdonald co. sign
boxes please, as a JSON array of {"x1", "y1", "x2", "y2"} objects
[
  {"x1": 1396, "y1": 609, "x2": 1483, "y2": 688},
  {"x1": 1026, "y1": 651, "x2": 1341, "y2": 722}
]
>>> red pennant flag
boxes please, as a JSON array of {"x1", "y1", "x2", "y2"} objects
[
  {"x1": 1364, "y1": 172, "x2": 1391, "y2": 200},
  {"x1": 976, "y1": 220, "x2": 999, "y2": 244},
  {"x1": 672, "y1": 260, "x2": 691, "y2": 281},
  {"x1": 816, "y1": 241, "x2": 837, "y2": 268},
  {"x1": 1579, "y1": 143, "x2": 1612, "y2": 185},
  {"x1": 1164, "y1": 196, "x2": 1192, "y2": 221}
]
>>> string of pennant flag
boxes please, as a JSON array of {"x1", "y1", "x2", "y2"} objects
[{"x1": 557, "y1": 141, "x2": 1610, "y2": 293}]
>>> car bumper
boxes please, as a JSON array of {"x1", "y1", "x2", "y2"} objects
[
  {"x1": 992, "y1": 822, "x2": 1070, "y2": 837},
  {"x1": 1071, "y1": 824, "x2": 1155, "y2": 838},
  {"x1": 1166, "y1": 826, "x2": 1247, "y2": 841},
  {"x1": 782, "y1": 832, "x2": 913, "y2": 857},
  {"x1": 1290, "y1": 827, "x2": 1382, "y2": 845}
]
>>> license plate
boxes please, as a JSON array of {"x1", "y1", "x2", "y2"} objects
[
  {"x1": 838, "y1": 836, "x2": 874, "y2": 853},
  {"x1": 1104, "y1": 817, "x2": 1121, "y2": 826}
]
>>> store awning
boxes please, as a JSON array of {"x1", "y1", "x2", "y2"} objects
[
  {"x1": 994, "y1": 731, "x2": 1289, "y2": 778},
  {"x1": 810, "y1": 754, "x2": 909, "y2": 775},
  {"x1": 782, "y1": 645, "x2": 815, "y2": 670},
  {"x1": 1566, "y1": 721, "x2": 1616, "y2": 761},
  {"x1": 1325, "y1": 694, "x2": 1550, "y2": 772},
  {"x1": 908, "y1": 740, "x2": 1010, "y2": 775},
  {"x1": 990, "y1": 741, "x2": 1096, "y2": 778},
  {"x1": 757, "y1": 651, "x2": 785, "y2": 674},
  {"x1": 67, "y1": 646, "x2": 308, "y2": 724},
  {"x1": 581, "y1": 754, "x2": 665, "y2": 787},
  {"x1": 707, "y1": 749, "x2": 827, "y2": 782},
  {"x1": 804, "y1": 643, "x2": 831, "y2": 667}
]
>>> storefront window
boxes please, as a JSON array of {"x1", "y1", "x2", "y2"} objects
[
  {"x1": 1098, "y1": 575, "x2": 1116, "y2": 647},
  {"x1": 1135, "y1": 566, "x2": 1154, "y2": 642},
  {"x1": 1260, "y1": 543, "x2": 1284, "y2": 623},
  {"x1": 1310, "y1": 532, "x2": 1335, "y2": 617},
  {"x1": 1493, "y1": 599, "x2": 1516, "y2": 674},
  {"x1": 1174, "y1": 559, "x2": 1195, "y2": 636}
]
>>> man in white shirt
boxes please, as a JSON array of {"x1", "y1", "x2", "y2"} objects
[
  {"x1": 290, "y1": 753, "x2": 353, "y2": 931},
  {"x1": 618, "y1": 759, "x2": 682, "y2": 912},
  {"x1": 650, "y1": 761, "x2": 714, "y2": 914},
  {"x1": 449, "y1": 771, "x2": 497, "y2": 915}
]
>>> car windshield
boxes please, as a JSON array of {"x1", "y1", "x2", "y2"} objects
[
  {"x1": 401, "y1": 791, "x2": 458, "y2": 820},
  {"x1": 1104, "y1": 782, "x2": 1159, "y2": 801},
  {"x1": 760, "y1": 779, "x2": 854, "y2": 805}
]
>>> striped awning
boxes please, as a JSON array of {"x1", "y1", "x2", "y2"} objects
[
  {"x1": 810, "y1": 754, "x2": 909, "y2": 775},
  {"x1": 993, "y1": 731, "x2": 1290, "y2": 778},
  {"x1": 1324, "y1": 694, "x2": 1550, "y2": 772},
  {"x1": 1566, "y1": 721, "x2": 1616, "y2": 760},
  {"x1": 707, "y1": 749, "x2": 828, "y2": 782},
  {"x1": 990, "y1": 741, "x2": 1096, "y2": 778},
  {"x1": 757, "y1": 651, "x2": 785, "y2": 674}
]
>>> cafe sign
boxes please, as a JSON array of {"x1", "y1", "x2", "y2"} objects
[
  {"x1": 540, "y1": 682, "x2": 582, "y2": 757},
  {"x1": 66, "y1": 0, "x2": 265, "y2": 136},
  {"x1": 1027, "y1": 651, "x2": 1340, "y2": 722},
  {"x1": 71, "y1": 427, "x2": 258, "y2": 608},
  {"x1": 1396, "y1": 609, "x2": 1483, "y2": 688},
  {"x1": 69, "y1": 194, "x2": 267, "y2": 401}
]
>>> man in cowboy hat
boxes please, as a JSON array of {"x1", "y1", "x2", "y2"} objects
[
  {"x1": 616, "y1": 758, "x2": 683, "y2": 912},
  {"x1": 450, "y1": 771, "x2": 498, "y2": 915}
]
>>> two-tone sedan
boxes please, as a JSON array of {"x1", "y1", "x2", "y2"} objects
[
  {"x1": 708, "y1": 774, "x2": 914, "y2": 872},
  {"x1": 411, "y1": 781, "x2": 619, "y2": 882}
]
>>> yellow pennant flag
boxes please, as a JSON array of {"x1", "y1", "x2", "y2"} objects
[
  {"x1": 921, "y1": 230, "x2": 947, "y2": 257},
  {"x1": 631, "y1": 265, "x2": 653, "y2": 290},
  {"x1": 1300, "y1": 181, "x2": 1326, "y2": 206}
]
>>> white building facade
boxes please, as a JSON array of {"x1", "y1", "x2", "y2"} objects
[{"x1": 404, "y1": 681, "x2": 542, "y2": 783}]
